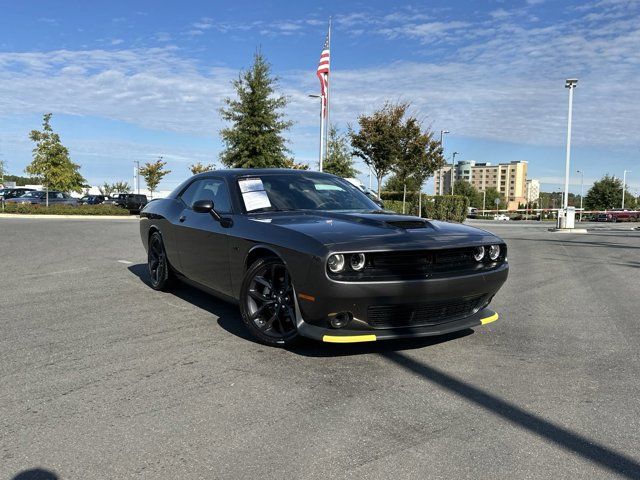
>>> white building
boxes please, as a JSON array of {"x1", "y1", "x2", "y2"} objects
[{"x1": 525, "y1": 179, "x2": 540, "y2": 203}]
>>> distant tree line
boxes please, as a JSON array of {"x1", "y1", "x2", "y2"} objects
[{"x1": 15, "y1": 51, "x2": 639, "y2": 209}]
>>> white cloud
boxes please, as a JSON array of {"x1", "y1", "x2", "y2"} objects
[{"x1": 0, "y1": 2, "x2": 639, "y2": 159}]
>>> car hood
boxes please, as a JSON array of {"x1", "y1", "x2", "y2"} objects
[{"x1": 251, "y1": 211, "x2": 501, "y2": 250}]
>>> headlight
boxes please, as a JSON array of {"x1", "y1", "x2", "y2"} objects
[
  {"x1": 350, "y1": 253, "x2": 366, "y2": 271},
  {"x1": 327, "y1": 254, "x2": 345, "y2": 273},
  {"x1": 489, "y1": 245, "x2": 501, "y2": 261},
  {"x1": 473, "y1": 246, "x2": 485, "y2": 262}
]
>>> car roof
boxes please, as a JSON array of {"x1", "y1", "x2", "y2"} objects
[{"x1": 191, "y1": 168, "x2": 335, "y2": 179}]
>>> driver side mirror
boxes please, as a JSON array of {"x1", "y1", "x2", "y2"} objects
[{"x1": 192, "y1": 199, "x2": 222, "y2": 222}]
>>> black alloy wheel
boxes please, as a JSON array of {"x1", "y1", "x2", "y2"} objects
[
  {"x1": 240, "y1": 257, "x2": 299, "y2": 346},
  {"x1": 148, "y1": 231, "x2": 173, "y2": 291}
]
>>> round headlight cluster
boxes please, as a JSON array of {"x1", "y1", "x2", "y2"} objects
[
  {"x1": 328, "y1": 253, "x2": 367, "y2": 273},
  {"x1": 327, "y1": 254, "x2": 345, "y2": 273},
  {"x1": 474, "y1": 245, "x2": 502, "y2": 262},
  {"x1": 473, "y1": 246, "x2": 485, "y2": 261},
  {"x1": 350, "y1": 253, "x2": 366, "y2": 271}
]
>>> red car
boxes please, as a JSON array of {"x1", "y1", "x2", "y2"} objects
[{"x1": 596, "y1": 209, "x2": 639, "y2": 222}]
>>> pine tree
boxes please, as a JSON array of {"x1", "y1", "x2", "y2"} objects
[
  {"x1": 324, "y1": 125, "x2": 358, "y2": 178},
  {"x1": 219, "y1": 52, "x2": 292, "y2": 168},
  {"x1": 26, "y1": 113, "x2": 86, "y2": 193}
]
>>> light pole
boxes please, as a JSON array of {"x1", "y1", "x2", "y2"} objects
[
  {"x1": 438, "y1": 130, "x2": 449, "y2": 195},
  {"x1": 451, "y1": 152, "x2": 459, "y2": 194},
  {"x1": 622, "y1": 170, "x2": 631, "y2": 209},
  {"x1": 482, "y1": 190, "x2": 486, "y2": 215},
  {"x1": 309, "y1": 94, "x2": 325, "y2": 172},
  {"x1": 577, "y1": 169, "x2": 584, "y2": 222},
  {"x1": 134, "y1": 160, "x2": 140, "y2": 195},
  {"x1": 563, "y1": 79, "x2": 578, "y2": 212}
]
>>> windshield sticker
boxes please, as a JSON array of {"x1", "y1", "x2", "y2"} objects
[
  {"x1": 242, "y1": 190, "x2": 272, "y2": 212},
  {"x1": 238, "y1": 177, "x2": 265, "y2": 193}
]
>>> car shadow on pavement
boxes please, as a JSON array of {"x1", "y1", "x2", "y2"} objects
[
  {"x1": 127, "y1": 264, "x2": 256, "y2": 342},
  {"x1": 11, "y1": 468, "x2": 58, "y2": 480},
  {"x1": 127, "y1": 263, "x2": 473, "y2": 355},
  {"x1": 382, "y1": 351, "x2": 640, "y2": 479}
]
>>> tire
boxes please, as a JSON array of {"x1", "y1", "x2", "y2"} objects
[
  {"x1": 239, "y1": 257, "x2": 299, "y2": 347},
  {"x1": 147, "y1": 231, "x2": 174, "y2": 291}
]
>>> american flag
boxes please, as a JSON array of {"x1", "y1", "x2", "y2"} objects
[{"x1": 316, "y1": 33, "x2": 330, "y2": 117}]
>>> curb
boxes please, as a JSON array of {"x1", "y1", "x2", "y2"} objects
[
  {"x1": 0, "y1": 214, "x2": 138, "y2": 220},
  {"x1": 548, "y1": 228, "x2": 588, "y2": 234}
]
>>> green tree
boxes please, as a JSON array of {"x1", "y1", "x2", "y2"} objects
[
  {"x1": 98, "y1": 182, "x2": 115, "y2": 197},
  {"x1": 112, "y1": 181, "x2": 132, "y2": 194},
  {"x1": 219, "y1": 52, "x2": 292, "y2": 168},
  {"x1": 189, "y1": 162, "x2": 216, "y2": 175},
  {"x1": 453, "y1": 181, "x2": 481, "y2": 208},
  {"x1": 284, "y1": 159, "x2": 309, "y2": 170},
  {"x1": 399, "y1": 115, "x2": 445, "y2": 193},
  {"x1": 585, "y1": 174, "x2": 636, "y2": 210},
  {"x1": 383, "y1": 174, "x2": 421, "y2": 192},
  {"x1": 350, "y1": 103, "x2": 406, "y2": 197},
  {"x1": 483, "y1": 187, "x2": 503, "y2": 210},
  {"x1": 324, "y1": 125, "x2": 358, "y2": 178},
  {"x1": 2, "y1": 174, "x2": 43, "y2": 186},
  {"x1": 26, "y1": 113, "x2": 86, "y2": 195},
  {"x1": 139, "y1": 158, "x2": 171, "y2": 198}
]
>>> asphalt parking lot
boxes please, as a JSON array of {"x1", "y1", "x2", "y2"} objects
[{"x1": 1, "y1": 218, "x2": 639, "y2": 479}]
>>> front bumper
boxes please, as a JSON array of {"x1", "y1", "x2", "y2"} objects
[
  {"x1": 298, "y1": 308, "x2": 499, "y2": 343},
  {"x1": 292, "y1": 261, "x2": 508, "y2": 343}
]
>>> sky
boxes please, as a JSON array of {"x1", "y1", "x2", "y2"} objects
[{"x1": 0, "y1": 0, "x2": 638, "y2": 195}]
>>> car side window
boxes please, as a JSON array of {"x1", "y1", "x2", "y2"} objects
[{"x1": 179, "y1": 178, "x2": 232, "y2": 213}]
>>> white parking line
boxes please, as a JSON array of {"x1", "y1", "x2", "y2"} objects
[{"x1": 117, "y1": 260, "x2": 133, "y2": 264}]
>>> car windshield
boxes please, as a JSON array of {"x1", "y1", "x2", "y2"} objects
[
  {"x1": 21, "y1": 191, "x2": 45, "y2": 198},
  {"x1": 237, "y1": 173, "x2": 380, "y2": 213}
]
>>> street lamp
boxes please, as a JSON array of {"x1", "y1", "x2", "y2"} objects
[
  {"x1": 577, "y1": 169, "x2": 584, "y2": 222},
  {"x1": 622, "y1": 169, "x2": 631, "y2": 209},
  {"x1": 309, "y1": 94, "x2": 325, "y2": 172},
  {"x1": 438, "y1": 130, "x2": 450, "y2": 195},
  {"x1": 451, "y1": 151, "x2": 459, "y2": 194},
  {"x1": 563, "y1": 78, "x2": 578, "y2": 213},
  {"x1": 482, "y1": 189, "x2": 486, "y2": 214},
  {"x1": 134, "y1": 160, "x2": 140, "y2": 195}
]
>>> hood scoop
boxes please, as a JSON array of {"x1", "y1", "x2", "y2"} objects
[{"x1": 385, "y1": 220, "x2": 428, "y2": 229}]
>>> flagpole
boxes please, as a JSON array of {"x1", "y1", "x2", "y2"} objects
[
  {"x1": 319, "y1": 95, "x2": 325, "y2": 172},
  {"x1": 324, "y1": 17, "x2": 331, "y2": 171}
]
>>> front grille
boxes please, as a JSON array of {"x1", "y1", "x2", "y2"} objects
[
  {"x1": 327, "y1": 246, "x2": 506, "y2": 282},
  {"x1": 366, "y1": 295, "x2": 484, "y2": 328}
]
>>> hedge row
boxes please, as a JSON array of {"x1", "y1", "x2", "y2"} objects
[
  {"x1": 0, "y1": 203, "x2": 132, "y2": 216},
  {"x1": 381, "y1": 192, "x2": 469, "y2": 223}
]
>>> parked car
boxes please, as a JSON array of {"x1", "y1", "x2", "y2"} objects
[
  {"x1": 467, "y1": 207, "x2": 478, "y2": 219},
  {"x1": 596, "y1": 209, "x2": 639, "y2": 222},
  {"x1": 79, "y1": 194, "x2": 109, "y2": 205},
  {"x1": 115, "y1": 193, "x2": 148, "y2": 213},
  {"x1": 139, "y1": 169, "x2": 508, "y2": 347},
  {"x1": 0, "y1": 187, "x2": 36, "y2": 200},
  {"x1": 5, "y1": 190, "x2": 78, "y2": 206},
  {"x1": 344, "y1": 177, "x2": 384, "y2": 207},
  {"x1": 493, "y1": 213, "x2": 510, "y2": 221}
]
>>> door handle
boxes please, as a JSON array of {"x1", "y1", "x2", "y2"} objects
[{"x1": 179, "y1": 215, "x2": 186, "y2": 223}]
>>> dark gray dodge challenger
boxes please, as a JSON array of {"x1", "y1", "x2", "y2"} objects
[{"x1": 140, "y1": 169, "x2": 508, "y2": 346}]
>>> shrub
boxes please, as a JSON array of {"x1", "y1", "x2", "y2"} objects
[
  {"x1": 0, "y1": 203, "x2": 131, "y2": 216},
  {"x1": 381, "y1": 192, "x2": 469, "y2": 223}
]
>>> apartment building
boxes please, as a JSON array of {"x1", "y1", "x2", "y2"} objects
[
  {"x1": 525, "y1": 179, "x2": 540, "y2": 203},
  {"x1": 434, "y1": 160, "x2": 529, "y2": 210}
]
